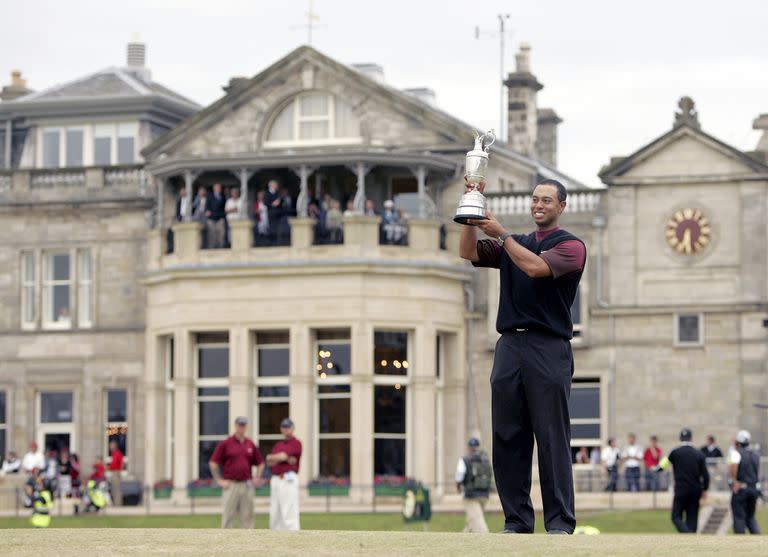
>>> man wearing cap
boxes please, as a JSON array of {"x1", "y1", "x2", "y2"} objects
[
  {"x1": 460, "y1": 179, "x2": 586, "y2": 534},
  {"x1": 455, "y1": 438, "x2": 492, "y2": 533},
  {"x1": 209, "y1": 416, "x2": 264, "y2": 529},
  {"x1": 657, "y1": 428, "x2": 709, "y2": 533},
  {"x1": 266, "y1": 418, "x2": 302, "y2": 530},
  {"x1": 729, "y1": 429, "x2": 761, "y2": 534}
]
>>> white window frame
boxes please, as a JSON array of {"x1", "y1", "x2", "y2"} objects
[
  {"x1": 195, "y1": 333, "x2": 230, "y2": 478},
  {"x1": 674, "y1": 313, "x2": 704, "y2": 347},
  {"x1": 253, "y1": 331, "x2": 291, "y2": 451},
  {"x1": 42, "y1": 250, "x2": 73, "y2": 330},
  {"x1": 104, "y1": 389, "x2": 129, "y2": 471},
  {"x1": 36, "y1": 122, "x2": 138, "y2": 168},
  {"x1": 264, "y1": 92, "x2": 362, "y2": 148},
  {"x1": 164, "y1": 334, "x2": 175, "y2": 480},
  {"x1": 21, "y1": 251, "x2": 38, "y2": 330},
  {"x1": 36, "y1": 390, "x2": 76, "y2": 454},
  {"x1": 434, "y1": 333, "x2": 446, "y2": 492},
  {"x1": 373, "y1": 329, "x2": 411, "y2": 377},
  {"x1": 77, "y1": 248, "x2": 93, "y2": 328},
  {"x1": 314, "y1": 376, "x2": 351, "y2": 479},
  {"x1": 570, "y1": 379, "x2": 602, "y2": 448}
]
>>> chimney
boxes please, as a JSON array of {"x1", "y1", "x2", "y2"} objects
[
  {"x1": 124, "y1": 38, "x2": 151, "y2": 82},
  {"x1": 223, "y1": 76, "x2": 250, "y2": 94},
  {"x1": 535, "y1": 108, "x2": 563, "y2": 166},
  {"x1": 504, "y1": 43, "x2": 542, "y2": 157},
  {"x1": 1, "y1": 70, "x2": 34, "y2": 101},
  {"x1": 753, "y1": 113, "x2": 768, "y2": 152},
  {"x1": 351, "y1": 63, "x2": 385, "y2": 84},
  {"x1": 403, "y1": 87, "x2": 437, "y2": 107}
]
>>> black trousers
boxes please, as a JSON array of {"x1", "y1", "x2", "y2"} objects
[
  {"x1": 671, "y1": 491, "x2": 700, "y2": 533},
  {"x1": 490, "y1": 330, "x2": 575, "y2": 533},
  {"x1": 731, "y1": 489, "x2": 761, "y2": 534}
]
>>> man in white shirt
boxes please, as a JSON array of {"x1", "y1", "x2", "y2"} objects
[
  {"x1": 1, "y1": 451, "x2": 21, "y2": 475},
  {"x1": 21, "y1": 441, "x2": 45, "y2": 475},
  {"x1": 621, "y1": 433, "x2": 643, "y2": 492},
  {"x1": 601, "y1": 438, "x2": 620, "y2": 492}
]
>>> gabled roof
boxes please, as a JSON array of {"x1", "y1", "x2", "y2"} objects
[
  {"x1": 142, "y1": 45, "x2": 591, "y2": 191},
  {"x1": 599, "y1": 123, "x2": 768, "y2": 184},
  {"x1": 10, "y1": 66, "x2": 199, "y2": 109}
]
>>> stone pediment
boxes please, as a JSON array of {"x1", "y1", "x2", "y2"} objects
[
  {"x1": 143, "y1": 46, "x2": 476, "y2": 160},
  {"x1": 600, "y1": 125, "x2": 768, "y2": 184}
]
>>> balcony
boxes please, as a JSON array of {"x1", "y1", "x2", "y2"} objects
[
  {"x1": 147, "y1": 215, "x2": 464, "y2": 275},
  {"x1": 0, "y1": 165, "x2": 150, "y2": 203},
  {"x1": 486, "y1": 191, "x2": 603, "y2": 227}
]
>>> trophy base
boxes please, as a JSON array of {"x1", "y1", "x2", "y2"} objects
[{"x1": 453, "y1": 213, "x2": 489, "y2": 226}]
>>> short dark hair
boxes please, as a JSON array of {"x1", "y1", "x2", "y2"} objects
[{"x1": 536, "y1": 179, "x2": 567, "y2": 202}]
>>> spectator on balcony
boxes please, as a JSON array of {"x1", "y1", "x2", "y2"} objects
[
  {"x1": 343, "y1": 199, "x2": 356, "y2": 217},
  {"x1": 225, "y1": 187, "x2": 243, "y2": 220},
  {"x1": 192, "y1": 186, "x2": 208, "y2": 222},
  {"x1": 364, "y1": 198, "x2": 378, "y2": 217},
  {"x1": 175, "y1": 188, "x2": 189, "y2": 221},
  {"x1": 621, "y1": 433, "x2": 643, "y2": 492},
  {"x1": 700, "y1": 435, "x2": 723, "y2": 459},
  {"x1": 253, "y1": 190, "x2": 270, "y2": 245},
  {"x1": 206, "y1": 183, "x2": 228, "y2": 249},
  {"x1": 264, "y1": 180, "x2": 282, "y2": 238},
  {"x1": 644, "y1": 435, "x2": 663, "y2": 491},
  {"x1": 325, "y1": 199, "x2": 343, "y2": 244},
  {"x1": 381, "y1": 200, "x2": 407, "y2": 245},
  {"x1": 276, "y1": 187, "x2": 294, "y2": 245},
  {"x1": 601, "y1": 438, "x2": 619, "y2": 492}
]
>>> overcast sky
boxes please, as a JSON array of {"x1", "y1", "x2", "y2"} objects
[{"x1": 3, "y1": 0, "x2": 767, "y2": 186}]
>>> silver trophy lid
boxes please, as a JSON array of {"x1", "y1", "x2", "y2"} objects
[{"x1": 468, "y1": 129, "x2": 496, "y2": 157}]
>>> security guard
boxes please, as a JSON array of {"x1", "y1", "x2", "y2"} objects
[
  {"x1": 657, "y1": 428, "x2": 709, "y2": 533},
  {"x1": 729, "y1": 430, "x2": 761, "y2": 534},
  {"x1": 30, "y1": 474, "x2": 53, "y2": 528},
  {"x1": 455, "y1": 437, "x2": 492, "y2": 533}
]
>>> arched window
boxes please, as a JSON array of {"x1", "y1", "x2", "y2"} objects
[{"x1": 265, "y1": 92, "x2": 361, "y2": 146}]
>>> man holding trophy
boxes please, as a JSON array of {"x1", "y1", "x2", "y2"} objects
[{"x1": 457, "y1": 131, "x2": 586, "y2": 535}]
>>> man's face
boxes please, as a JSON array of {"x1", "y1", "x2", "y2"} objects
[
  {"x1": 365, "y1": 200, "x2": 374, "y2": 210},
  {"x1": 281, "y1": 425, "x2": 294, "y2": 438},
  {"x1": 530, "y1": 184, "x2": 564, "y2": 228},
  {"x1": 198, "y1": 188, "x2": 207, "y2": 197},
  {"x1": 628, "y1": 435, "x2": 636, "y2": 445},
  {"x1": 213, "y1": 183, "x2": 222, "y2": 194},
  {"x1": 235, "y1": 423, "x2": 247, "y2": 436},
  {"x1": 650, "y1": 437, "x2": 658, "y2": 447}
]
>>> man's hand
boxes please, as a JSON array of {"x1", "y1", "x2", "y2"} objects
[
  {"x1": 700, "y1": 491, "x2": 708, "y2": 506},
  {"x1": 205, "y1": 210, "x2": 211, "y2": 217},
  {"x1": 253, "y1": 476, "x2": 264, "y2": 487},
  {"x1": 468, "y1": 210, "x2": 506, "y2": 239},
  {"x1": 216, "y1": 478, "x2": 231, "y2": 489},
  {"x1": 464, "y1": 176, "x2": 486, "y2": 194},
  {"x1": 287, "y1": 456, "x2": 297, "y2": 465}
]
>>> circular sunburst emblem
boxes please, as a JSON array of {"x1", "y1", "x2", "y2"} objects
[{"x1": 665, "y1": 208, "x2": 711, "y2": 255}]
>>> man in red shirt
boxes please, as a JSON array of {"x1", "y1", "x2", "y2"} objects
[
  {"x1": 209, "y1": 416, "x2": 264, "y2": 528},
  {"x1": 108, "y1": 440, "x2": 124, "y2": 506},
  {"x1": 266, "y1": 418, "x2": 302, "y2": 530},
  {"x1": 643, "y1": 435, "x2": 663, "y2": 492}
]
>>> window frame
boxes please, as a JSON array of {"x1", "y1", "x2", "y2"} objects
[
  {"x1": 264, "y1": 92, "x2": 363, "y2": 148},
  {"x1": 21, "y1": 251, "x2": 38, "y2": 330},
  {"x1": 314, "y1": 376, "x2": 351, "y2": 479},
  {"x1": 41, "y1": 250, "x2": 73, "y2": 330},
  {"x1": 36, "y1": 122, "x2": 139, "y2": 168},
  {"x1": 252, "y1": 330, "x2": 291, "y2": 464},
  {"x1": 195, "y1": 332, "x2": 230, "y2": 479},
  {"x1": 77, "y1": 248, "x2": 93, "y2": 328},
  {"x1": 674, "y1": 313, "x2": 704, "y2": 347}
]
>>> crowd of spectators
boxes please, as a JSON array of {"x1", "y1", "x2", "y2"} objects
[
  {"x1": 0, "y1": 440, "x2": 123, "y2": 514},
  {"x1": 173, "y1": 179, "x2": 411, "y2": 249},
  {"x1": 573, "y1": 433, "x2": 732, "y2": 492}
]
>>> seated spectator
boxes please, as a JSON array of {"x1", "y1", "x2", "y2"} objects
[
  {"x1": 1, "y1": 451, "x2": 21, "y2": 475},
  {"x1": 225, "y1": 187, "x2": 243, "y2": 220},
  {"x1": 364, "y1": 199, "x2": 377, "y2": 217},
  {"x1": 90, "y1": 455, "x2": 106, "y2": 484},
  {"x1": 57, "y1": 306, "x2": 71, "y2": 325},
  {"x1": 325, "y1": 199, "x2": 343, "y2": 244},
  {"x1": 575, "y1": 446, "x2": 590, "y2": 464},
  {"x1": 343, "y1": 199, "x2": 355, "y2": 217},
  {"x1": 644, "y1": 435, "x2": 663, "y2": 491},
  {"x1": 206, "y1": 183, "x2": 227, "y2": 248},
  {"x1": 22, "y1": 442, "x2": 45, "y2": 476},
  {"x1": 175, "y1": 187, "x2": 189, "y2": 221},
  {"x1": 381, "y1": 200, "x2": 407, "y2": 245}
]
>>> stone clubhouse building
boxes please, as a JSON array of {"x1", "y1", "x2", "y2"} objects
[{"x1": 0, "y1": 41, "x2": 766, "y2": 500}]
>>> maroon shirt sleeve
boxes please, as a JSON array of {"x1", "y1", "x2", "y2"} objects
[
  {"x1": 539, "y1": 240, "x2": 586, "y2": 279},
  {"x1": 210, "y1": 439, "x2": 226, "y2": 465},
  {"x1": 471, "y1": 239, "x2": 502, "y2": 269}
]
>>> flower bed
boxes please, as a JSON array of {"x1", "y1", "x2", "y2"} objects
[
  {"x1": 308, "y1": 476, "x2": 350, "y2": 496},
  {"x1": 153, "y1": 480, "x2": 173, "y2": 499},
  {"x1": 186, "y1": 479, "x2": 222, "y2": 498},
  {"x1": 373, "y1": 475, "x2": 410, "y2": 496}
]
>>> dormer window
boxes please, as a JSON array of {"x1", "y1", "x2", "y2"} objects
[{"x1": 265, "y1": 92, "x2": 361, "y2": 147}]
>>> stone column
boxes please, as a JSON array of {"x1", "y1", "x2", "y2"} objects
[
  {"x1": 172, "y1": 221, "x2": 202, "y2": 261},
  {"x1": 156, "y1": 177, "x2": 165, "y2": 230},
  {"x1": 147, "y1": 228, "x2": 163, "y2": 271},
  {"x1": 143, "y1": 334, "x2": 165, "y2": 486},
  {"x1": 4, "y1": 119, "x2": 10, "y2": 170},
  {"x1": 289, "y1": 325, "x2": 313, "y2": 485},
  {"x1": 236, "y1": 168, "x2": 255, "y2": 219},
  {"x1": 413, "y1": 165, "x2": 427, "y2": 217},
  {"x1": 85, "y1": 168, "x2": 103, "y2": 189},
  {"x1": 173, "y1": 330, "x2": 194, "y2": 491},
  {"x1": 183, "y1": 170, "x2": 198, "y2": 221},
  {"x1": 229, "y1": 220, "x2": 253, "y2": 252},
  {"x1": 343, "y1": 215, "x2": 379, "y2": 248},
  {"x1": 292, "y1": 164, "x2": 315, "y2": 218},
  {"x1": 444, "y1": 222, "x2": 462, "y2": 255},
  {"x1": 407, "y1": 218, "x2": 441, "y2": 251},
  {"x1": 410, "y1": 327, "x2": 437, "y2": 486},
  {"x1": 350, "y1": 324, "x2": 374, "y2": 502},
  {"x1": 350, "y1": 163, "x2": 372, "y2": 212},
  {"x1": 289, "y1": 217, "x2": 316, "y2": 248},
  {"x1": 229, "y1": 327, "x2": 250, "y2": 428}
]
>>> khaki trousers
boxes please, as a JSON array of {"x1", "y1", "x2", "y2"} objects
[
  {"x1": 109, "y1": 472, "x2": 122, "y2": 506},
  {"x1": 463, "y1": 497, "x2": 489, "y2": 533},
  {"x1": 270, "y1": 475, "x2": 300, "y2": 531},
  {"x1": 222, "y1": 481, "x2": 253, "y2": 529}
]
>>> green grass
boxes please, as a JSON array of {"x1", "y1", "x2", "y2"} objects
[
  {"x1": 1, "y1": 509, "x2": 766, "y2": 533},
  {"x1": 2, "y1": 529, "x2": 768, "y2": 557}
]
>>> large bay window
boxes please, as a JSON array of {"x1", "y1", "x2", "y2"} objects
[
  {"x1": 196, "y1": 332, "x2": 229, "y2": 478},
  {"x1": 35, "y1": 248, "x2": 93, "y2": 330}
]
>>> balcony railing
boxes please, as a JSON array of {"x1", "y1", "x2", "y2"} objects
[
  {"x1": 487, "y1": 191, "x2": 602, "y2": 215},
  {"x1": 0, "y1": 164, "x2": 149, "y2": 194},
  {"x1": 31, "y1": 169, "x2": 86, "y2": 188}
]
